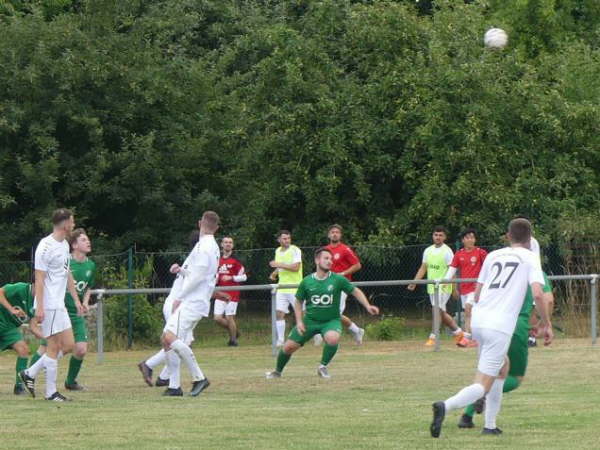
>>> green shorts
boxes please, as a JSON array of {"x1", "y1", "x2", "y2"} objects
[
  {"x1": 288, "y1": 317, "x2": 343, "y2": 346},
  {"x1": 508, "y1": 318, "x2": 529, "y2": 377},
  {"x1": 39, "y1": 315, "x2": 87, "y2": 346},
  {"x1": 0, "y1": 327, "x2": 24, "y2": 351}
]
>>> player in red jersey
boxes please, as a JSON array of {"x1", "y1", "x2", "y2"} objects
[
  {"x1": 444, "y1": 229, "x2": 487, "y2": 347},
  {"x1": 318, "y1": 224, "x2": 365, "y2": 345},
  {"x1": 215, "y1": 237, "x2": 247, "y2": 346}
]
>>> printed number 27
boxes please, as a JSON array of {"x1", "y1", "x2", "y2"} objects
[{"x1": 489, "y1": 262, "x2": 519, "y2": 289}]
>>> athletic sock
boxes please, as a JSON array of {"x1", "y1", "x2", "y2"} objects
[
  {"x1": 66, "y1": 356, "x2": 83, "y2": 385},
  {"x1": 503, "y1": 375, "x2": 520, "y2": 393},
  {"x1": 26, "y1": 354, "x2": 47, "y2": 378},
  {"x1": 452, "y1": 328, "x2": 463, "y2": 335},
  {"x1": 276, "y1": 320, "x2": 286, "y2": 344},
  {"x1": 145, "y1": 349, "x2": 166, "y2": 370},
  {"x1": 463, "y1": 404, "x2": 476, "y2": 418},
  {"x1": 348, "y1": 323, "x2": 360, "y2": 335},
  {"x1": 29, "y1": 351, "x2": 43, "y2": 368},
  {"x1": 484, "y1": 378, "x2": 504, "y2": 429},
  {"x1": 428, "y1": 333, "x2": 436, "y2": 340},
  {"x1": 464, "y1": 332, "x2": 472, "y2": 339},
  {"x1": 320, "y1": 343, "x2": 339, "y2": 366},
  {"x1": 45, "y1": 356, "x2": 58, "y2": 398},
  {"x1": 170, "y1": 339, "x2": 205, "y2": 382},
  {"x1": 165, "y1": 350, "x2": 181, "y2": 389},
  {"x1": 158, "y1": 365, "x2": 170, "y2": 380},
  {"x1": 275, "y1": 350, "x2": 291, "y2": 373},
  {"x1": 15, "y1": 357, "x2": 28, "y2": 385},
  {"x1": 444, "y1": 383, "x2": 485, "y2": 412}
]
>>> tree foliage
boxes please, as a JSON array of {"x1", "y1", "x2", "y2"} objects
[{"x1": 1, "y1": 0, "x2": 599, "y2": 258}]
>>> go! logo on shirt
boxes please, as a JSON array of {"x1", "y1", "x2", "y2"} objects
[{"x1": 311, "y1": 294, "x2": 333, "y2": 305}]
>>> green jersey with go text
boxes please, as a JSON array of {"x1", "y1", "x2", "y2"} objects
[
  {"x1": 295, "y1": 272, "x2": 355, "y2": 322},
  {"x1": 0, "y1": 283, "x2": 35, "y2": 330},
  {"x1": 65, "y1": 257, "x2": 96, "y2": 316}
]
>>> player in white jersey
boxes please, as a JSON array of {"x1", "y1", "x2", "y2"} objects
[
  {"x1": 20, "y1": 209, "x2": 84, "y2": 402},
  {"x1": 430, "y1": 218, "x2": 553, "y2": 438},
  {"x1": 160, "y1": 211, "x2": 221, "y2": 397}
]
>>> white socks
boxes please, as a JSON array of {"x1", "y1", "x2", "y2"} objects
[
  {"x1": 276, "y1": 320, "x2": 286, "y2": 344},
  {"x1": 26, "y1": 354, "x2": 47, "y2": 378},
  {"x1": 159, "y1": 366, "x2": 170, "y2": 380},
  {"x1": 45, "y1": 357, "x2": 58, "y2": 398},
  {"x1": 165, "y1": 350, "x2": 181, "y2": 389},
  {"x1": 171, "y1": 339, "x2": 205, "y2": 382},
  {"x1": 444, "y1": 383, "x2": 485, "y2": 412},
  {"x1": 452, "y1": 328, "x2": 463, "y2": 336},
  {"x1": 146, "y1": 349, "x2": 166, "y2": 369},
  {"x1": 348, "y1": 323, "x2": 360, "y2": 335},
  {"x1": 485, "y1": 378, "x2": 505, "y2": 429}
]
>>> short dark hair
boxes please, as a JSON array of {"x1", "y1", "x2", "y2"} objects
[
  {"x1": 508, "y1": 218, "x2": 531, "y2": 244},
  {"x1": 328, "y1": 224, "x2": 343, "y2": 233},
  {"x1": 67, "y1": 228, "x2": 87, "y2": 250},
  {"x1": 314, "y1": 247, "x2": 332, "y2": 258},
  {"x1": 433, "y1": 225, "x2": 447, "y2": 234},
  {"x1": 460, "y1": 228, "x2": 477, "y2": 240},
  {"x1": 52, "y1": 208, "x2": 72, "y2": 225},
  {"x1": 277, "y1": 230, "x2": 291, "y2": 238}
]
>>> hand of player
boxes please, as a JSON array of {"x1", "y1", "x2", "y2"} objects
[
  {"x1": 29, "y1": 320, "x2": 43, "y2": 339},
  {"x1": 297, "y1": 320, "x2": 306, "y2": 335},
  {"x1": 172, "y1": 299, "x2": 181, "y2": 313},
  {"x1": 540, "y1": 323, "x2": 554, "y2": 346},
  {"x1": 269, "y1": 261, "x2": 279, "y2": 269},
  {"x1": 169, "y1": 264, "x2": 181, "y2": 274},
  {"x1": 269, "y1": 271, "x2": 278, "y2": 282},
  {"x1": 221, "y1": 292, "x2": 231, "y2": 302},
  {"x1": 82, "y1": 301, "x2": 90, "y2": 314},
  {"x1": 366, "y1": 305, "x2": 379, "y2": 315},
  {"x1": 407, "y1": 284, "x2": 416, "y2": 291},
  {"x1": 76, "y1": 301, "x2": 84, "y2": 316},
  {"x1": 10, "y1": 305, "x2": 26, "y2": 318},
  {"x1": 35, "y1": 308, "x2": 44, "y2": 323}
]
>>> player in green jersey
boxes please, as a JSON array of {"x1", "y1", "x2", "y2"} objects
[
  {"x1": 458, "y1": 273, "x2": 554, "y2": 430},
  {"x1": 29, "y1": 228, "x2": 96, "y2": 391},
  {"x1": 0, "y1": 282, "x2": 43, "y2": 394},
  {"x1": 266, "y1": 247, "x2": 379, "y2": 379}
]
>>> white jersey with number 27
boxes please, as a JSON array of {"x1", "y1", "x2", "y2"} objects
[{"x1": 472, "y1": 246, "x2": 544, "y2": 336}]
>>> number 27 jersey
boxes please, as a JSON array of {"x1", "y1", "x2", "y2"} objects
[
  {"x1": 472, "y1": 246, "x2": 544, "y2": 335},
  {"x1": 296, "y1": 272, "x2": 355, "y2": 322}
]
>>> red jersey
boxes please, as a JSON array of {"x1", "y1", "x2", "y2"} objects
[
  {"x1": 450, "y1": 247, "x2": 488, "y2": 294},
  {"x1": 325, "y1": 243, "x2": 361, "y2": 280},
  {"x1": 217, "y1": 256, "x2": 246, "y2": 302}
]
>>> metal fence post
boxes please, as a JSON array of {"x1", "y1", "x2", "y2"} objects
[
  {"x1": 127, "y1": 247, "x2": 134, "y2": 349},
  {"x1": 96, "y1": 291, "x2": 104, "y2": 364},
  {"x1": 271, "y1": 285, "x2": 277, "y2": 357},
  {"x1": 591, "y1": 275, "x2": 598, "y2": 346},
  {"x1": 433, "y1": 281, "x2": 441, "y2": 352}
]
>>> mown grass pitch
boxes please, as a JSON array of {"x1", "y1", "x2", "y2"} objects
[{"x1": 0, "y1": 338, "x2": 597, "y2": 449}]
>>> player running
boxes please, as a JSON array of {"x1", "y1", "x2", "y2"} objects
[
  {"x1": 21, "y1": 208, "x2": 84, "y2": 402},
  {"x1": 444, "y1": 229, "x2": 487, "y2": 347},
  {"x1": 0, "y1": 282, "x2": 42, "y2": 394},
  {"x1": 408, "y1": 226, "x2": 466, "y2": 346},
  {"x1": 265, "y1": 247, "x2": 379, "y2": 379},
  {"x1": 269, "y1": 230, "x2": 303, "y2": 347},
  {"x1": 430, "y1": 218, "x2": 553, "y2": 438},
  {"x1": 215, "y1": 236, "x2": 247, "y2": 346}
]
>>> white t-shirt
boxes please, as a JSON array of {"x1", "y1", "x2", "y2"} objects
[
  {"x1": 179, "y1": 234, "x2": 220, "y2": 315},
  {"x1": 34, "y1": 234, "x2": 70, "y2": 310},
  {"x1": 529, "y1": 236, "x2": 541, "y2": 261},
  {"x1": 472, "y1": 246, "x2": 544, "y2": 335}
]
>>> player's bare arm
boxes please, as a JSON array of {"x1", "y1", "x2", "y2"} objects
[
  {"x1": 341, "y1": 262, "x2": 362, "y2": 278},
  {"x1": 408, "y1": 263, "x2": 427, "y2": 291},
  {"x1": 531, "y1": 282, "x2": 553, "y2": 345},
  {"x1": 28, "y1": 319, "x2": 44, "y2": 339},
  {"x1": 82, "y1": 289, "x2": 92, "y2": 314},
  {"x1": 67, "y1": 272, "x2": 84, "y2": 316},
  {"x1": 350, "y1": 287, "x2": 379, "y2": 315},
  {"x1": 0, "y1": 287, "x2": 26, "y2": 317},
  {"x1": 473, "y1": 282, "x2": 483, "y2": 303},
  {"x1": 269, "y1": 261, "x2": 301, "y2": 272},
  {"x1": 34, "y1": 269, "x2": 46, "y2": 322},
  {"x1": 294, "y1": 298, "x2": 305, "y2": 334}
]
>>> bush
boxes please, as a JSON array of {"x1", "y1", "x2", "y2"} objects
[{"x1": 365, "y1": 316, "x2": 406, "y2": 341}]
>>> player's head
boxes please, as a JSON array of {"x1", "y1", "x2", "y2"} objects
[
  {"x1": 277, "y1": 230, "x2": 292, "y2": 248},
  {"x1": 314, "y1": 247, "x2": 333, "y2": 271},
  {"x1": 221, "y1": 236, "x2": 234, "y2": 253},
  {"x1": 460, "y1": 228, "x2": 477, "y2": 249},
  {"x1": 68, "y1": 228, "x2": 91, "y2": 255},
  {"x1": 52, "y1": 208, "x2": 74, "y2": 233},
  {"x1": 432, "y1": 226, "x2": 447, "y2": 245},
  {"x1": 328, "y1": 224, "x2": 343, "y2": 243},
  {"x1": 507, "y1": 218, "x2": 532, "y2": 245},
  {"x1": 199, "y1": 211, "x2": 220, "y2": 234}
]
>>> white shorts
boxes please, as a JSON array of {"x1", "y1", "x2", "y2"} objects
[
  {"x1": 276, "y1": 293, "x2": 296, "y2": 314},
  {"x1": 41, "y1": 309, "x2": 72, "y2": 338},
  {"x1": 428, "y1": 293, "x2": 451, "y2": 311},
  {"x1": 472, "y1": 327, "x2": 511, "y2": 377},
  {"x1": 214, "y1": 299, "x2": 238, "y2": 316},
  {"x1": 163, "y1": 303, "x2": 201, "y2": 345},
  {"x1": 339, "y1": 291, "x2": 348, "y2": 313},
  {"x1": 461, "y1": 292, "x2": 475, "y2": 309}
]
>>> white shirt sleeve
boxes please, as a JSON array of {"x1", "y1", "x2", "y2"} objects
[
  {"x1": 291, "y1": 247, "x2": 302, "y2": 264},
  {"x1": 444, "y1": 266, "x2": 457, "y2": 279},
  {"x1": 178, "y1": 248, "x2": 211, "y2": 300},
  {"x1": 477, "y1": 256, "x2": 492, "y2": 284},
  {"x1": 421, "y1": 248, "x2": 429, "y2": 264},
  {"x1": 233, "y1": 266, "x2": 247, "y2": 283},
  {"x1": 527, "y1": 254, "x2": 545, "y2": 286},
  {"x1": 444, "y1": 246, "x2": 454, "y2": 265},
  {"x1": 34, "y1": 243, "x2": 49, "y2": 272}
]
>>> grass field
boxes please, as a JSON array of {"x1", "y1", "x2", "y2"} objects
[{"x1": 1, "y1": 337, "x2": 597, "y2": 449}]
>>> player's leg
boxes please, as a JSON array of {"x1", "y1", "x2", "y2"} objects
[
  {"x1": 139, "y1": 348, "x2": 167, "y2": 386},
  {"x1": 317, "y1": 319, "x2": 343, "y2": 378},
  {"x1": 29, "y1": 341, "x2": 46, "y2": 367},
  {"x1": 267, "y1": 319, "x2": 316, "y2": 378},
  {"x1": 213, "y1": 299, "x2": 229, "y2": 332},
  {"x1": 436, "y1": 294, "x2": 466, "y2": 345},
  {"x1": 339, "y1": 292, "x2": 364, "y2": 344},
  {"x1": 65, "y1": 316, "x2": 88, "y2": 390},
  {"x1": 225, "y1": 311, "x2": 238, "y2": 346},
  {"x1": 5, "y1": 329, "x2": 29, "y2": 395},
  {"x1": 482, "y1": 357, "x2": 509, "y2": 434},
  {"x1": 275, "y1": 293, "x2": 292, "y2": 346}
]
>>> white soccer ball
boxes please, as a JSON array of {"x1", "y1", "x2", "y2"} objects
[{"x1": 484, "y1": 28, "x2": 508, "y2": 49}]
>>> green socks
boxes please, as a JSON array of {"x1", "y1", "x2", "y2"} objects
[
  {"x1": 66, "y1": 356, "x2": 84, "y2": 385},
  {"x1": 464, "y1": 376, "x2": 521, "y2": 417},
  {"x1": 29, "y1": 351, "x2": 42, "y2": 368},
  {"x1": 276, "y1": 350, "x2": 291, "y2": 373},
  {"x1": 15, "y1": 357, "x2": 28, "y2": 385},
  {"x1": 320, "y1": 343, "x2": 339, "y2": 366},
  {"x1": 464, "y1": 403, "x2": 476, "y2": 418}
]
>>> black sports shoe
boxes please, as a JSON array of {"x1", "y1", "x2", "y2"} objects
[
  {"x1": 19, "y1": 371, "x2": 35, "y2": 398},
  {"x1": 482, "y1": 427, "x2": 503, "y2": 435},
  {"x1": 227, "y1": 340, "x2": 239, "y2": 347},
  {"x1": 14, "y1": 384, "x2": 26, "y2": 396},
  {"x1": 458, "y1": 414, "x2": 475, "y2": 429},
  {"x1": 162, "y1": 387, "x2": 183, "y2": 397},
  {"x1": 474, "y1": 397, "x2": 486, "y2": 414},
  {"x1": 155, "y1": 377, "x2": 169, "y2": 387},
  {"x1": 430, "y1": 401, "x2": 446, "y2": 438},
  {"x1": 46, "y1": 392, "x2": 71, "y2": 402},
  {"x1": 137, "y1": 362, "x2": 153, "y2": 387},
  {"x1": 190, "y1": 378, "x2": 210, "y2": 397},
  {"x1": 65, "y1": 381, "x2": 85, "y2": 391},
  {"x1": 528, "y1": 337, "x2": 537, "y2": 347}
]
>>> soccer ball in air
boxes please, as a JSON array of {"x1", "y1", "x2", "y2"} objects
[{"x1": 484, "y1": 28, "x2": 508, "y2": 49}]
